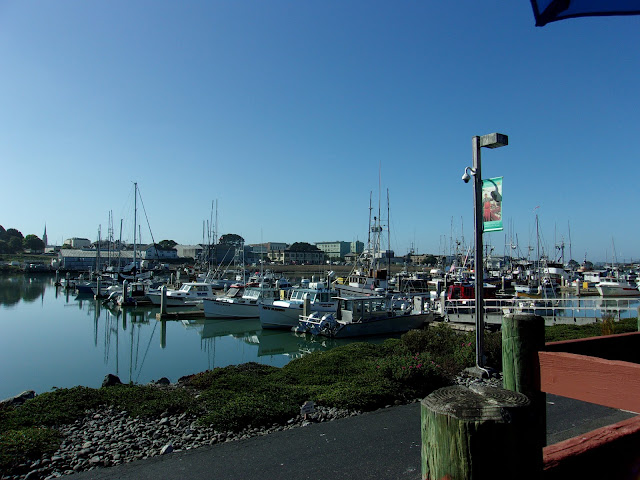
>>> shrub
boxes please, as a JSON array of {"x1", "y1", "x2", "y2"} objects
[{"x1": 0, "y1": 427, "x2": 60, "y2": 472}]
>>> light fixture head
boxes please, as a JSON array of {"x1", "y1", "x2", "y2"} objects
[{"x1": 462, "y1": 166, "x2": 475, "y2": 183}]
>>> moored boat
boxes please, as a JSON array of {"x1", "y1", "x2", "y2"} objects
[
  {"x1": 595, "y1": 278, "x2": 640, "y2": 297},
  {"x1": 202, "y1": 285, "x2": 286, "y2": 319},
  {"x1": 295, "y1": 295, "x2": 433, "y2": 338},
  {"x1": 259, "y1": 280, "x2": 338, "y2": 330},
  {"x1": 147, "y1": 282, "x2": 218, "y2": 307}
]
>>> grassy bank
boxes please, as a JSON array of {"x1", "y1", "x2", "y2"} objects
[{"x1": 1, "y1": 318, "x2": 637, "y2": 472}]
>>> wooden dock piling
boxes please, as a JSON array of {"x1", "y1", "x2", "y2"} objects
[{"x1": 421, "y1": 385, "x2": 539, "y2": 479}]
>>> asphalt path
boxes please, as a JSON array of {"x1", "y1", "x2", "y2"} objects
[{"x1": 66, "y1": 394, "x2": 637, "y2": 480}]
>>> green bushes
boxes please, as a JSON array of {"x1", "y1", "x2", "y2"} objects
[
  {"x1": 0, "y1": 427, "x2": 60, "y2": 472},
  {"x1": 545, "y1": 317, "x2": 637, "y2": 342}
]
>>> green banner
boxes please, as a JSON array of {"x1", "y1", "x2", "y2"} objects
[{"x1": 482, "y1": 176, "x2": 503, "y2": 232}]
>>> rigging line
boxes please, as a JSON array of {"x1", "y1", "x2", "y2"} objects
[
  {"x1": 135, "y1": 321, "x2": 158, "y2": 383},
  {"x1": 135, "y1": 186, "x2": 157, "y2": 248}
]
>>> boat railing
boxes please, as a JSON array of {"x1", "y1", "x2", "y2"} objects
[{"x1": 439, "y1": 296, "x2": 639, "y2": 324}]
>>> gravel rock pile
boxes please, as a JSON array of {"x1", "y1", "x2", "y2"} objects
[
  {"x1": 2, "y1": 402, "x2": 358, "y2": 480},
  {"x1": 3, "y1": 371, "x2": 504, "y2": 480}
]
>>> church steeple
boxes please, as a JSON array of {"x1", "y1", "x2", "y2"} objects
[{"x1": 43, "y1": 224, "x2": 48, "y2": 247}]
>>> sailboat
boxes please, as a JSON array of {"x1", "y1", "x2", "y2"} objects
[
  {"x1": 118, "y1": 182, "x2": 152, "y2": 283},
  {"x1": 514, "y1": 211, "x2": 556, "y2": 299}
]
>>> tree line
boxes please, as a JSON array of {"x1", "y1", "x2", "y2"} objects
[{"x1": 0, "y1": 226, "x2": 45, "y2": 254}]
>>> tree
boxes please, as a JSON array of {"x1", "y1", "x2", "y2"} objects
[
  {"x1": 23, "y1": 235, "x2": 45, "y2": 252},
  {"x1": 567, "y1": 259, "x2": 579, "y2": 270},
  {"x1": 289, "y1": 242, "x2": 320, "y2": 252},
  {"x1": 423, "y1": 255, "x2": 438, "y2": 266},
  {"x1": 5, "y1": 228, "x2": 23, "y2": 240},
  {"x1": 157, "y1": 239, "x2": 177, "y2": 250},
  {"x1": 218, "y1": 233, "x2": 245, "y2": 247},
  {"x1": 8, "y1": 237, "x2": 23, "y2": 253}
]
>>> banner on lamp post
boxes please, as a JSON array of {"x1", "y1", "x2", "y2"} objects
[{"x1": 482, "y1": 177, "x2": 503, "y2": 233}]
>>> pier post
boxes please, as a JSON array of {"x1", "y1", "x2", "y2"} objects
[
  {"x1": 421, "y1": 385, "x2": 539, "y2": 479},
  {"x1": 161, "y1": 285, "x2": 167, "y2": 315},
  {"x1": 302, "y1": 293, "x2": 310, "y2": 318},
  {"x1": 502, "y1": 312, "x2": 546, "y2": 463},
  {"x1": 122, "y1": 280, "x2": 128, "y2": 304}
]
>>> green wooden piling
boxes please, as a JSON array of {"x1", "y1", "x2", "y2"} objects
[
  {"x1": 502, "y1": 312, "x2": 546, "y2": 471},
  {"x1": 421, "y1": 385, "x2": 538, "y2": 480}
]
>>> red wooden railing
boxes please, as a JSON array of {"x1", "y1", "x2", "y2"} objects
[{"x1": 539, "y1": 331, "x2": 640, "y2": 478}]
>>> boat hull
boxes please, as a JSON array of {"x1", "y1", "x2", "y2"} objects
[
  {"x1": 203, "y1": 299, "x2": 260, "y2": 319},
  {"x1": 595, "y1": 283, "x2": 640, "y2": 297},
  {"x1": 260, "y1": 301, "x2": 337, "y2": 330}
]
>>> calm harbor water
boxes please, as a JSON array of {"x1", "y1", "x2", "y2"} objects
[{"x1": 0, "y1": 274, "x2": 363, "y2": 400}]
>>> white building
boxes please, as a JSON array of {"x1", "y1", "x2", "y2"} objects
[{"x1": 64, "y1": 237, "x2": 92, "y2": 249}]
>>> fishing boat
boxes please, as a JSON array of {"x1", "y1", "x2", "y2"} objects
[
  {"x1": 259, "y1": 280, "x2": 338, "y2": 330},
  {"x1": 202, "y1": 285, "x2": 287, "y2": 319},
  {"x1": 334, "y1": 191, "x2": 392, "y2": 297},
  {"x1": 595, "y1": 278, "x2": 640, "y2": 297},
  {"x1": 295, "y1": 295, "x2": 433, "y2": 338},
  {"x1": 147, "y1": 281, "x2": 218, "y2": 307},
  {"x1": 595, "y1": 239, "x2": 640, "y2": 297}
]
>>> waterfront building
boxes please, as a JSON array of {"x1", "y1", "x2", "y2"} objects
[
  {"x1": 175, "y1": 245, "x2": 203, "y2": 259},
  {"x1": 63, "y1": 237, "x2": 92, "y2": 249},
  {"x1": 316, "y1": 240, "x2": 364, "y2": 260},
  {"x1": 57, "y1": 249, "x2": 135, "y2": 271},
  {"x1": 139, "y1": 244, "x2": 178, "y2": 260},
  {"x1": 268, "y1": 248, "x2": 324, "y2": 265}
]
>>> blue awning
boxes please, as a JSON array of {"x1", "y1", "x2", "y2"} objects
[{"x1": 531, "y1": 0, "x2": 640, "y2": 26}]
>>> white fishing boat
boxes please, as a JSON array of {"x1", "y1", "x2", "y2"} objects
[
  {"x1": 202, "y1": 286, "x2": 285, "y2": 319},
  {"x1": 595, "y1": 239, "x2": 640, "y2": 297},
  {"x1": 334, "y1": 191, "x2": 392, "y2": 297},
  {"x1": 147, "y1": 282, "x2": 218, "y2": 307},
  {"x1": 259, "y1": 280, "x2": 338, "y2": 330},
  {"x1": 595, "y1": 278, "x2": 640, "y2": 297},
  {"x1": 295, "y1": 295, "x2": 433, "y2": 338}
]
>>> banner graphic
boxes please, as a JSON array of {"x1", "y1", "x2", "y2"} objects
[{"x1": 482, "y1": 176, "x2": 503, "y2": 232}]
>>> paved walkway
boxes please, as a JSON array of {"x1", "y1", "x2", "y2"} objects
[{"x1": 67, "y1": 395, "x2": 636, "y2": 480}]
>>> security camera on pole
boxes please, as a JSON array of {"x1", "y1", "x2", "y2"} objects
[{"x1": 462, "y1": 133, "x2": 508, "y2": 377}]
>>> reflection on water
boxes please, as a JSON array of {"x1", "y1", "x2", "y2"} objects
[
  {"x1": 0, "y1": 274, "x2": 49, "y2": 307},
  {"x1": 2, "y1": 275, "x2": 637, "y2": 400},
  {"x1": 0, "y1": 276, "x2": 289, "y2": 398}
]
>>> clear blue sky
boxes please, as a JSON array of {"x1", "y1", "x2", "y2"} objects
[{"x1": 1, "y1": 1, "x2": 638, "y2": 263}]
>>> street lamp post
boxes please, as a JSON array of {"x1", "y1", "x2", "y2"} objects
[{"x1": 464, "y1": 133, "x2": 508, "y2": 375}]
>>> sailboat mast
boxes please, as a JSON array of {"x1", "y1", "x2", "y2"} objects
[
  {"x1": 367, "y1": 193, "x2": 372, "y2": 262},
  {"x1": 536, "y1": 213, "x2": 540, "y2": 282},
  {"x1": 133, "y1": 182, "x2": 137, "y2": 281},
  {"x1": 387, "y1": 188, "x2": 391, "y2": 274},
  {"x1": 118, "y1": 219, "x2": 123, "y2": 272}
]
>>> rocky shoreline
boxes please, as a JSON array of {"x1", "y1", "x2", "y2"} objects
[{"x1": 2, "y1": 372, "x2": 502, "y2": 480}]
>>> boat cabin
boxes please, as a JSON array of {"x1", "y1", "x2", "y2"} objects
[
  {"x1": 288, "y1": 283, "x2": 335, "y2": 304},
  {"x1": 446, "y1": 283, "x2": 497, "y2": 301},
  {"x1": 335, "y1": 295, "x2": 390, "y2": 323}
]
